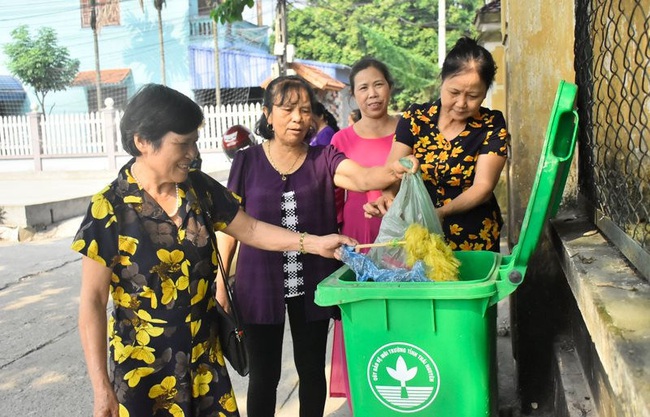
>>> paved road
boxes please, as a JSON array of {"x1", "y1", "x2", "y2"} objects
[{"x1": 0, "y1": 237, "x2": 91, "y2": 416}]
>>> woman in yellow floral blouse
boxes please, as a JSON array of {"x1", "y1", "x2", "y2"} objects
[
  {"x1": 73, "y1": 84, "x2": 357, "y2": 417},
  {"x1": 366, "y1": 37, "x2": 508, "y2": 252}
]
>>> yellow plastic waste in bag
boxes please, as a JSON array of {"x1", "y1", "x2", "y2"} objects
[{"x1": 404, "y1": 223, "x2": 460, "y2": 281}]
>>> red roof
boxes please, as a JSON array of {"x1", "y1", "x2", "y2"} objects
[
  {"x1": 72, "y1": 68, "x2": 131, "y2": 87},
  {"x1": 291, "y1": 63, "x2": 346, "y2": 91},
  {"x1": 261, "y1": 62, "x2": 346, "y2": 91}
]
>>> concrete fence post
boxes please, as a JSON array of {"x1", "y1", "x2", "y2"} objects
[
  {"x1": 102, "y1": 98, "x2": 117, "y2": 170},
  {"x1": 27, "y1": 104, "x2": 43, "y2": 172}
]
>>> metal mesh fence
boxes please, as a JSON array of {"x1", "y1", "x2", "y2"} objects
[{"x1": 574, "y1": 0, "x2": 650, "y2": 269}]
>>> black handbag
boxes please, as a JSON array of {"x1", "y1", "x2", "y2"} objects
[
  {"x1": 190, "y1": 171, "x2": 249, "y2": 377},
  {"x1": 213, "y1": 252, "x2": 249, "y2": 377}
]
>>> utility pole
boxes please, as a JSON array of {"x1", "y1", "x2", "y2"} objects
[
  {"x1": 256, "y1": 0, "x2": 263, "y2": 26},
  {"x1": 438, "y1": 0, "x2": 446, "y2": 68},
  {"x1": 274, "y1": 0, "x2": 287, "y2": 77}
]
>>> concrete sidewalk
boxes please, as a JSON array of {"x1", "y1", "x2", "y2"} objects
[
  {"x1": 228, "y1": 321, "x2": 351, "y2": 417},
  {"x1": 0, "y1": 170, "x2": 118, "y2": 240}
]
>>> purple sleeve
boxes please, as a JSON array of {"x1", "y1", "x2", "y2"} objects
[
  {"x1": 328, "y1": 136, "x2": 346, "y2": 226},
  {"x1": 323, "y1": 144, "x2": 348, "y2": 177}
]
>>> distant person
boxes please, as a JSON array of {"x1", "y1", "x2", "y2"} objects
[
  {"x1": 217, "y1": 75, "x2": 417, "y2": 417},
  {"x1": 309, "y1": 101, "x2": 339, "y2": 146},
  {"x1": 365, "y1": 36, "x2": 509, "y2": 252},
  {"x1": 73, "y1": 83, "x2": 357, "y2": 417},
  {"x1": 347, "y1": 108, "x2": 361, "y2": 126},
  {"x1": 328, "y1": 57, "x2": 398, "y2": 412}
]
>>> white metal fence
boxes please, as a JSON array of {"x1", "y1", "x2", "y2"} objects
[
  {"x1": 200, "y1": 103, "x2": 262, "y2": 151},
  {"x1": 0, "y1": 114, "x2": 30, "y2": 156},
  {"x1": 0, "y1": 102, "x2": 262, "y2": 168},
  {"x1": 41, "y1": 111, "x2": 106, "y2": 155}
]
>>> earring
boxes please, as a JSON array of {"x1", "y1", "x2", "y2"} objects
[{"x1": 267, "y1": 122, "x2": 274, "y2": 132}]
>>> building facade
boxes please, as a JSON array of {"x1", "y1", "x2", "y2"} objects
[{"x1": 0, "y1": 0, "x2": 349, "y2": 115}]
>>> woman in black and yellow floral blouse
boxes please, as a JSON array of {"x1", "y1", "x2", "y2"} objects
[
  {"x1": 366, "y1": 37, "x2": 508, "y2": 252},
  {"x1": 73, "y1": 84, "x2": 357, "y2": 417}
]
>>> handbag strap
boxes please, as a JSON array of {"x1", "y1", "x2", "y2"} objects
[{"x1": 189, "y1": 171, "x2": 243, "y2": 331}]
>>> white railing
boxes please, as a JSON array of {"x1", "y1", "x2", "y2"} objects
[
  {"x1": 41, "y1": 111, "x2": 105, "y2": 155},
  {"x1": 0, "y1": 114, "x2": 30, "y2": 156},
  {"x1": 201, "y1": 103, "x2": 262, "y2": 150},
  {"x1": 0, "y1": 102, "x2": 262, "y2": 169}
]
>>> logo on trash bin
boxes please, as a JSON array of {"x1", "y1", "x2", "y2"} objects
[{"x1": 367, "y1": 342, "x2": 440, "y2": 413}]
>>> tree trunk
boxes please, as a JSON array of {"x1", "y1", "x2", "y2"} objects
[
  {"x1": 213, "y1": 20, "x2": 221, "y2": 107},
  {"x1": 91, "y1": 0, "x2": 102, "y2": 110},
  {"x1": 93, "y1": 28, "x2": 102, "y2": 110},
  {"x1": 157, "y1": 7, "x2": 166, "y2": 86}
]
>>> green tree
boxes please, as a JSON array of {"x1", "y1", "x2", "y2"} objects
[
  {"x1": 3, "y1": 25, "x2": 80, "y2": 116},
  {"x1": 210, "y1": 0, "x2": 483, "y2": 109},
  {"x1": 138, "y1": 0, "x2": 168, "y2": 85},
  {"x1": 211, "y1": 0, "x2": 254, "y2": 24},
  {"x1": 288, "y1": 0, "x2": 482, "y2": 110}
]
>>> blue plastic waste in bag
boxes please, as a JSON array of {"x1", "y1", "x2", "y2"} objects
[
  {"x1": 340, "y1": 246, "x2": 430, "y2": 282},
  {"x1": 339, "y1": 158, "x2": 446, "y2": 282}
]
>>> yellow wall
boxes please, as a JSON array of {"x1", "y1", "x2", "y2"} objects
[
  {"x1": 490, "y1": 46, "x2": 506, "y2": 113},
  {"x1": 501, "y1": 0, "x2": 577, "y2": 244}
]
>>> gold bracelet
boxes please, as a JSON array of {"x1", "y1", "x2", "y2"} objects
[{"x1": 299, "y1": 232, "x2": 307, "y2": 254}]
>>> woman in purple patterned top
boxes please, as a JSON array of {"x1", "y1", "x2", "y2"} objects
[
  {"x1": 217, "y1": 75, "x2": 417, "y2": 417},
  {"x1": 309, "y1": 101, "x2": 339, "y2": 146}
]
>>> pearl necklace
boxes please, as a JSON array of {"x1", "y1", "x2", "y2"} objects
[
  {"x1": 265, "y1": 140, "x2": 305, "y2": 181},
  {"x1": 131, "y1": 163, "x2": 180, "y2": 217}
]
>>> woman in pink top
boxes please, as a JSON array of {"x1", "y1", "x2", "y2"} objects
[
  {"x1": 331, "y1": 58, "x2": 398, "y2": 248},
  {"x1": 329, "y1": 57, "x2": 398, "y2": 412}
]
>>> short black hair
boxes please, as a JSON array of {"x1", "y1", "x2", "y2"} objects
[
  {"x1": 313, "y1": 102, "x2": 340, "y2": 132},
  {"x1": 120, "y1": 84, "x2": 204, "y2": 156},
  {"x1": 256, "y1": 75, "x2": 317, "y2": 139},
  {"x1": 441, "y1": 37, "x2": 497, "y2": 89}
]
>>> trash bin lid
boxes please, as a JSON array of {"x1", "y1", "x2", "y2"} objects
[{"x1": 507, "y1": 80, "x2": 579, "y2": 274}]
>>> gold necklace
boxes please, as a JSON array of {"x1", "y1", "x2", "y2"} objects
[
  {"x1": 266, "y1": 140, "x2": 304, "y2": 181},
  {"x1": 131, "y1": 163, "x2": 180, "y2": 217}
]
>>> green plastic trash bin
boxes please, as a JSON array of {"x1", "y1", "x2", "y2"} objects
[{"x1": 315, "y1": 80, "x2": 579, "y2": 417}]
